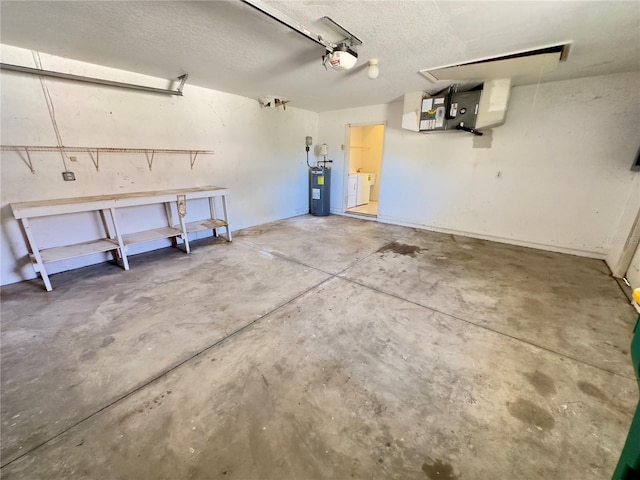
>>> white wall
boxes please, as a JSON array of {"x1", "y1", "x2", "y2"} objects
[
  {"x1": 319, "y1": 71, "x2": 640, "y2": 261},
  {"x1": 1, "y1": 45, "x2": 318, "y2": 285}
]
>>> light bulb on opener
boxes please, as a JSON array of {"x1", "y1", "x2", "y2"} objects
[{"x1": 367, "y1": 59, "x2": 379, "y2": 80}]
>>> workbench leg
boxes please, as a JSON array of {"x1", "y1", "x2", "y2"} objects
[
  {"x1": 100, "y1": 209, "x2": 121, "y2": 263},
  {"x1": 222, "y1": 194, "x2": 232, "y2": 242},
  {"x1": 178, "y1": 211, "x2": 191, "y2": 254},
  {"x1": 208, "y1": 197, "x2": 218, "y2": 237},
  {"x1": 109, "y1": 208, "x2": 130, "y2": 270},
  {"x1": 164, "y1": 202, "x2": 178, "y2": 248},
  {"x1": 20, "y1": 218, "x2": 52, "y2": 291}
]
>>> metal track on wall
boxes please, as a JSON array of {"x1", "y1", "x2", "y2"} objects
[
  {"x1": 0, "y1": 63, "x2": 189, "y2": 96},
  {"x1": 0, "y1": 145, "x2": 214, "y2": 173}
]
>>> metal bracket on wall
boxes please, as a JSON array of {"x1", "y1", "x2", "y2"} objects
[
  {"x1": 18, "y1": 147, "x2": 36, "y2": 174},
  {"x1": 146, "y1": 150, "x2": 156, "y2": 171},
  {"x1": 88, "y1": 150, "x2": 100, "y2": 172},
  {"x1": 190, "y1": 152, "x2": 199, "y2": 170},
  {"x1": 1, "y1": 145, "x2": 214, "y2": 173}
]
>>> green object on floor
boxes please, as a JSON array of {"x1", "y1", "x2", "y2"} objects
[{"x1": 612, "y1": 291, "x2": 640, "y2": 480}]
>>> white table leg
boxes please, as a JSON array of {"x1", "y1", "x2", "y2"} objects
[
  {"x1": 164, "y1": 202, "x2": 179, "y2": 248},
  {"x1": 109, "y1": 208, "x2": 130, "y2": 270},
  {"x1": 178, "y1": 209, "x2": 191, "y2": 253},
  {"x1": 20, "y1": 218, "x2": 52, "y2": 291},
  {"x1": 221, "y1": 194, "x2": 232, "y2": 242},
  {"x1": 175, "y1": 195, "x2": 190, "y2": 253},
  {"x1": 100, "y1": 209, "x2": 122, "y2": 263},
  {"x1": 208, "y1": 197, "x2": 218, "y2": 237}
]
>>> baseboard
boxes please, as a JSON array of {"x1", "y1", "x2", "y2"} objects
[{"x1": 375, "y1": 215, "x2": 606, "y2": 260}]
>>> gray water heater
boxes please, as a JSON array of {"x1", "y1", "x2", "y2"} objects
[{"x1": 309, "y1": 166, "x2": 331, "y2": 216}]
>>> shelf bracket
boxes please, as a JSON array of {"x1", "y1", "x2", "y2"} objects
[
  {"x1": 177, "y1": 74, "x2": 189, "y2": 95},
  {"x1": 21, "y1": 147, "x2": 35, "y2": 174},
  {"x1": 146, "y1": 150, "x2": 155, "y2": 171},
  {"x1": 89, "y1": 149, "x2": 100, "y2": 172},
  {"x1": 190, "y1": 151, "x2": 199, "y2": 170}
]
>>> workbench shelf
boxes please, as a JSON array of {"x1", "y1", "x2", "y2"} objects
[
  {"x1": 11, "y1": 186, "x2": 231, "y2": 291},
  {"x1": 38, "y1": 238, "x2": 121, "y2": 264},
  {"x1": 121, "y1": 227, "x2": 185, "y2": 246},
  {"x1": 184, "y1": 219, "x2": 229, "y2": 234}
]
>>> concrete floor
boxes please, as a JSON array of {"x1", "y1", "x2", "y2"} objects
[{"x1": 1, "y1": 215, "x2": 637, "y2": 479}]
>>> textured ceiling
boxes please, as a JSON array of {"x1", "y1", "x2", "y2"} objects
[{"x1": 1, "y1": 1, "x2": 639, "y2": 112}]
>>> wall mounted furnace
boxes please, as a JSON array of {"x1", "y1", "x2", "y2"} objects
[{"x1": 402, "y1": 78, "x2": 511, "y2": 135}]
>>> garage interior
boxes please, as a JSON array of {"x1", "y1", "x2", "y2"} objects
[{"x1": 1, "y1": 1, "x2": 639, "y2": 479}]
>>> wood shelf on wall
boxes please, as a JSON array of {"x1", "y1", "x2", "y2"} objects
[{"x1": 0, "y1": 145, "x2": 214, "y2": 173}]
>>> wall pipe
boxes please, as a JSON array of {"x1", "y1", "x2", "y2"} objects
[{"x1": 0, "y1": 63, "x2": 188, "y2": 96}]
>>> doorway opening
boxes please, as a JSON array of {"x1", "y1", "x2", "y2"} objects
[{"x1": 345, "y1": 123, "x2": 385, "y2": 218}]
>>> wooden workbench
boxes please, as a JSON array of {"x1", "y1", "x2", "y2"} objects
[{"x1": 11, "y1": 186, "x2": 232, "y2": 291}]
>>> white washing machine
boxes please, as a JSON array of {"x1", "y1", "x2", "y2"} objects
[{"x1": 347, "y1": 173, "x2": 376, "y2": 208}]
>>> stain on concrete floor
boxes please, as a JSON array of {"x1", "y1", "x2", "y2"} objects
[
  {"x1": 523, "y1": 370, "x2": 557, "y2": 396},
  {"x1": 377, "y1": 241, "x2": 424, "y2": 257},
  {"x1": 507, "y1": 398, "x2": 556, "y2": 431},
  {"x1": 577, "y1": 380, "x2": 608, "y2": 401},
  {"x1": 422, "y1": 459, "x2": 460, "y2": 479}
]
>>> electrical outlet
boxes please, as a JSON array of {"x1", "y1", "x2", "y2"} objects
[{"x1": 62, "y1": 171, "x2": 76, "y2": 181}]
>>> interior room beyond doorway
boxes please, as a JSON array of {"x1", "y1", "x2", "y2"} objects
[{"x1": 346, "y1": 124, "x2": 384, "y2": 217}]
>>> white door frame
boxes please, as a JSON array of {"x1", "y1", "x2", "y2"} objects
[
  {"x1": 611, "y1": 208, "x2": 640, "y2": 278},
  {"x1": 343, "y1": 121, "x2": 387, "y2": 214},
  {"x1": 610, "y1": 173, "x2": 640, "y2": 279}
]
